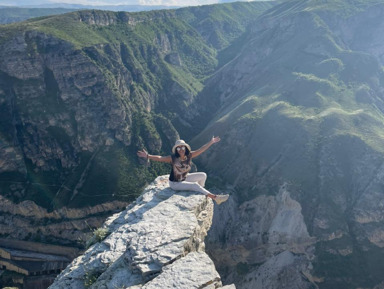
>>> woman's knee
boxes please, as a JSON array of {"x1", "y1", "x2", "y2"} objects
[
  {"x1": 194, "y1": 172, "x2": 206, "y2": 183},
  {"x1": 198, "y1": 172, "x2": 207, "y2": 186}
]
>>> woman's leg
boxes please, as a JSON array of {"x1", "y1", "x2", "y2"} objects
[
  {"x1": 184, "y1": 172, "x2": 207, "y2": 187},
  {"x1": 169, "y1": 179, "x2": 215, "y2": 199},
  {"x1": 169, "y1": 180, "x2": 209, "y2": 195},
  {"x1": 169, "y1": 172, "x2": 229, "y2": 204}
]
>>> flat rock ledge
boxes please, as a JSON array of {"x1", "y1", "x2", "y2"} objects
[{"x1": 49, "y1": 175, "x2": 235, "y2": 289}]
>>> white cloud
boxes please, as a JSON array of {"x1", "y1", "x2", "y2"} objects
[
  {"x1": 138, "y1": 0, "x2": 219, "y2": 6},
  {"x1": 47, "y1": 0, "x2": 133, "y2": 5}
]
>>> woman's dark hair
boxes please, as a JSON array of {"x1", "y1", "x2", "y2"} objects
[{"x1": 175, "y1": 146, "x2": 190, "y2": 158}]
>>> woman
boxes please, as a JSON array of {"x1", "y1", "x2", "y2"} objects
[{"x1": 137, "y1": 137, "x2": 229, "y2": 205}]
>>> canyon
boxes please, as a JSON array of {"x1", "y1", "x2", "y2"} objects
[{"x1": 2, "y1": 1, "x2": 384, "y2": 288}]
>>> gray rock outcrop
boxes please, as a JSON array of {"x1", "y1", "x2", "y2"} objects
[
  {"x1": 207, "y1": 186, "x2": 316, "y2": 289},
  {"x1": 49, "y1": 175, "x2": 234, "y2": 289}
]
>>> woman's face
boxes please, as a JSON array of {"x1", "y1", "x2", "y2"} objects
[{"x1": 177, "y1": 146, "x2": 186, "y2": 156}]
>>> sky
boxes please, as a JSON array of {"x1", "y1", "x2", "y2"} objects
[
  {"x1": 43, "y1": 0, "x2": 216, "y2": 5},
  {"x1": 0, "y1": 0, "x2": 258, "y2": 7}
]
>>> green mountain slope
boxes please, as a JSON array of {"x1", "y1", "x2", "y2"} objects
[{"x1": 192, "y1": 1, "x2": 384, "y2": 288}]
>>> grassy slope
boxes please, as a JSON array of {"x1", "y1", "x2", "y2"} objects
[
  {"x1": 195, "y1": 0, "x2": 384, "y2": 185},
  {"x1": 192, "y1": 1, "x2": 384, "y2": 288}
]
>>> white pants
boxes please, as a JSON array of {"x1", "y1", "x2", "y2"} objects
[{"x1": 169, "y1": 172, "x2": 210, "y2": 196}]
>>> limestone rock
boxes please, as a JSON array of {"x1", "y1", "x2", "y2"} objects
[
  {"x1": 142, "y1": 252, "x2": 220, "y2": 289},
  {"x1": 49, "y1": 176, "x2": 235, "y2": 289},
  {"x1": 235, "y1": 251, "x2": 316, "y2": 289},
  {"x1": 206, "y1": 185, "x2": 315, "y2": 288}
]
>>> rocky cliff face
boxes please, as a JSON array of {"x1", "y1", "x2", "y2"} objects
[
  {"x1": 207, "y1": 186, "x2": 316, "y2": 289},
  {"x1": 0, "y1": 27, "x2": 141, "y2": 210},
  {"x1": 49, "y1": 176, "x2": 235, "y2": 289},
  {"x1": 0, "y1": 194, "x2": 127, "y2": 246}
]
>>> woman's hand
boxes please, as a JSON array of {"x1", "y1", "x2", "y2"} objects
[
  {"x1": 211, "y1": 136, "x2": 221, "y2": 144},
  {"x1": 137, "y1": 149, "x2": 148, "y2": 159}
]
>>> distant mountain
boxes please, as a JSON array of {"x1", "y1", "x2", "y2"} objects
[
  {"x1": 0, "y1": 0, "x2": 47, "y2": 6},
  {"x1": 0, "y1": 7, "x2": 79, "y2": 24},
  {"x1": 0, "y1": 5, "x2": 180, "y2": 25},
  {"x1": 0, "y1": 0, "x2": 268, "y2": 9},
  {"x1": 0, "y1": 0, "x2": 274, "y2": 24},
  {"x1": 3, "y1": 3, "x2": 179, "y2": 11}
]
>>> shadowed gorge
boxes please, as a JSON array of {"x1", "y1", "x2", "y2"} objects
[{"x1": 2, "y1": 0, "x2": 384, "y2": 288}]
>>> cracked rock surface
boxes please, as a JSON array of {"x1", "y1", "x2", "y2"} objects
[{"x1": 49, "y1": 175, "x2": 235, "y2": 289}]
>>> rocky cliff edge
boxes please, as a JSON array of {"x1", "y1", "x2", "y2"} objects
[{"x1": 49, "y1": 175, "x2": 235, "y2": 289}]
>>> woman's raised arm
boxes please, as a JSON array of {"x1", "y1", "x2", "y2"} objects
[
  {"x1": 137, "y1": 149, "x2": 171, "y2": 163},
  {"x1": 191, "y1": 136, "x2": 221, "y2": 158}
]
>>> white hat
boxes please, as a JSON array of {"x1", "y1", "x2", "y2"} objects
[{"x1": 172, "y1": 140, "x2": 191, "y2": 154}]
